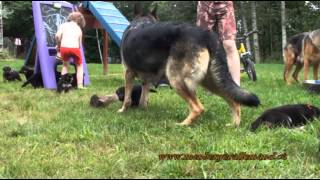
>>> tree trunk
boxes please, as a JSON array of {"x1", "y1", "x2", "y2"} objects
[
  {"x1": 281, "y1": 1, "x2": 287, "y2": 60},
  {"x1": 240, "y1": 1, "x2": 251, "y2": 53},
  {"x1": 251, "y1": 1, "x2": 261, "y2": 63}
]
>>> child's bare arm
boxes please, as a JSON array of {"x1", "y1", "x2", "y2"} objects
[
  {"x1": 55, "y1": 24, "x2": 63, "y2": 50},
  {"x1": 79, "y1": 32, "x2": 83, "y2": 48}
]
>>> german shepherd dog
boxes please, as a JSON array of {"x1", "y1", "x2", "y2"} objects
[
  {"x1": 283, "y1": 32, "x2": 309, "y2": 84},
  {"x1": 250, "y1": 104, "x2": 320, "y2": 132},
  {"x1": 118, "y1": 5, "x2": 260, "y2": 126},
  {"x1": 302, "y1": 29, "x2": 320, "y2": 81}
]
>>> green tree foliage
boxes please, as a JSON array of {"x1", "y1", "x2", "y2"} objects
[
  {"x1": 3, "y1": 1, "x2": 33, "y2": 38},
  {"x1": 3, "y1": 1, "x2": 320, "y2": 63}
]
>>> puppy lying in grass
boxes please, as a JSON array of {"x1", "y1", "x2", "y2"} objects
[
  {"x1": 90, "y1": 85, "x2": 156, "y2": 108},
  {"x1": 3, "y1": 66, "x2": 22, "y2": 82},
  {"x1": 251, "y1": 104, "x2": 320, "y2": 132}
]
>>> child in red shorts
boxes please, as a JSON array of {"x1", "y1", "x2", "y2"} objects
[{"x1": 55, "y1": 11, "x2": 86, "y2": 89}]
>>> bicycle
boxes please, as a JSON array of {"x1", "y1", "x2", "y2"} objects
[{"x1": 237, "y1": 30, "x2": 258, "y2": 81}]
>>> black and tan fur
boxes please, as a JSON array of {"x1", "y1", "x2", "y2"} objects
[
  {"x1": 118, "y1": 5, "x2": 260, "y2": 126},
  {"x1": 284, "y1": 30, "x2": 320, "y2": 84},
  {"x1": 283, "y1": 32, "x2": 309, "y2": 84},
  {"x1": 301, "y1": 29, "x2": 320, "y2": 81},
  {"x1": 250, "y1": 104, "x2": 320, "y2": 132}
]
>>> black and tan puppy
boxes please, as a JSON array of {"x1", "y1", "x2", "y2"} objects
[
  {"x1": 118, "y1": 5, "x2": 260, "y2": 126},
  {"x1": 57, "y1": 73, "x2": 76, "y2": 93},
  {"x1": 90, "y1": 85, "x2": 157, "y2": 108},
  {"x1": 3, "y1": 66, "x2": 22, "y2": 82},
  {"x1": 283, "y1": 32, "x2": 309, "y2": 84},
  {"x1": 20, "y1": 65, "x2": 44, "y2": 88},
  {"x1": 251, "y1": 104, "x2": 320, "y2": 132}
]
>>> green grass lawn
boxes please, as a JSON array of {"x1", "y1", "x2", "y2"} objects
[{"x1": 0, "y1": 60, "x2": 320, "y2": 178}]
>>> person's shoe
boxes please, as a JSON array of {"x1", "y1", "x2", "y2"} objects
[{"x1": 78, "y1": 86, "x2": 87, "y2": 90}]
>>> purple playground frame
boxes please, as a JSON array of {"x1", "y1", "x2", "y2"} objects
[{"x1": 32, "y1": 1, "x2": 90, "y2": 89}]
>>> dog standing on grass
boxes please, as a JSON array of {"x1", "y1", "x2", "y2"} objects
[
  {"x1": 117, "y1": 5, "x2": 260, "y2": 126},
  {"x1": 283, "y1": 29, "x2": 320, "y2": 84},
  {"x1": 301, "y1": 29, "x2": 320, "y2": 81},
  {"x1": 283, "y1": 32, "x2": 309, "y2": 84}
]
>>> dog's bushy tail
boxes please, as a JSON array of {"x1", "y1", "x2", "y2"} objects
[{"x1": 206, "y1": 32, "x2": 260, "y2": 107}]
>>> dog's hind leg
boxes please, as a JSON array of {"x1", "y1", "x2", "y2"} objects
[
  {"x1": 283, "y1": 46, "x2": 295, "y2": 84},
  {"x1": 139, "y1": 82, "x2": 151, "y2": 109},
  {"x1": 292, "y1": 63, "x2": 303, "y2": 83},
  {"x1": 166, "y1": 49, "x2": 209, "y2": 125},
  {"x1": 171, "y1": 81, "x2": 204, "y2": 126},
  {"x1": 118, "y1": 68, "x2": 135, "y2": 113}
]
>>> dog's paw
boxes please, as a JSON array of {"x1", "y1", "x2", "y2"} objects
[
  {"x1": 117, "y1": 108, "x2": 126, "y2": 113},
  {"x1": 175, "y1": 120, "x2": 193, "y2": 126}
]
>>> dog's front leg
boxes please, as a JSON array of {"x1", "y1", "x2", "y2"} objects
[
  {"x1": 313, "y1": 63, "x2": 319, "y2": 80},
  {"x1": 118, "y1": 68, "x2": 135, "y2": 113},
  {"x1": 227, "y1": 100, "x2": 241, "y2": 127},
  {"x1": 304, "y1": 60, "x2": 310, "y2": 80},
  {"x1": 139, "y1": 82, "x2": 151, "y2": 109}
]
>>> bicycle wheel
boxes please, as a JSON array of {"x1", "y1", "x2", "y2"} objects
[{"x1": 245, "y1": 58, "x2": 257, "y2": 81}]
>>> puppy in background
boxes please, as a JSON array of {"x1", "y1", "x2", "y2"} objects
[
  {"x1": 251, "y1": 104, "x2": 320, "y2": 132},
  {"x1": 3, "y1": 66, "x2": 22, "y2": 82},
  {"x1": 90, "y1": 84, "x2": 157, "y2": 108}
]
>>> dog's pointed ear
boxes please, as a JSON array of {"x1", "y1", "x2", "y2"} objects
[
  {"x1": 134, "y1": 3, "x2": 143, "y2": 16},
  {"x1": 150, "y1": 4, "x2": 158, "y2": 18}
]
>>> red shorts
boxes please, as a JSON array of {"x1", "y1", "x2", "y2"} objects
[
  {"x1": 60, "y1": 47, "x2": 82, "y2": 65},
  {"x1": 196, "y1": 1, "x2": 237, "y2": 41}
]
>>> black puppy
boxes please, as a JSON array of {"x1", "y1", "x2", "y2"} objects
[
  {"x1": 90, "y1": 85, "x2": 157, "y2": 108},
  {"x1": 251, "y1": 104, "x2": 320, "y2": 131},
  {"x1": 20, "y1": 65, "x2": 44, "y2": 88},
  {"x1": 57, "y1": 73, "x2": 76, "y2": 93},
  {"x1": 3, "y1": 66, "x2": 22, "y2": 82}
]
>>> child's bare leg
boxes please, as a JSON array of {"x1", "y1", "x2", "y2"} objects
[
  {"x1": 61, "y1": 61, "x2": 68, "y2": 75},
  {"x1": 76, "y1": 63, "x2": 84, "y2": 88}
]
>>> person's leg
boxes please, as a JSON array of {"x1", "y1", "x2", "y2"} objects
[
  {"x1": 223, "y1": 40, "x2": 241, "y2": 86},
  {"x1": 76, "y1": 63, "x2": 84, "y2": 88},
  {"x1": 218, "y1": 1, "x2": 240, "y2": 86},
  {"x1": 61, "y1": 61, "x2": 69, "y2": 75}
]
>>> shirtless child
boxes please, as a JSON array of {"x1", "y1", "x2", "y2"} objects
[{"x1": 55, "y1": 12, "x2": 86, "y2": 89}]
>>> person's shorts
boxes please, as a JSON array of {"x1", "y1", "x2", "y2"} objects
[
  {"x1": 60, "y1": 47, "x2": 82, "y2": 65},
  {"x1": 196, "y1": 1, "x2": 237, "y2": 41}
]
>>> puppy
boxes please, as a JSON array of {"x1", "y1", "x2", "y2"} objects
[
  {"x1": 57, "y1": 73, "x2": 76, "y2": 93},
  {"x1": 19, "y1": 65, "x2": 34, "y2": 80},
  {"x1": 90, "y1": 85, "x2": 157, "y2": 108},
  {"x1": 250, "y1": 104, "x2": 320, "y2": 131},
  {"x1": 20, "y1": 66, "x2": 44, "y2": 89},
  {"x1": 3, "y1": 66, "x2": 22, "y2": 82}
]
